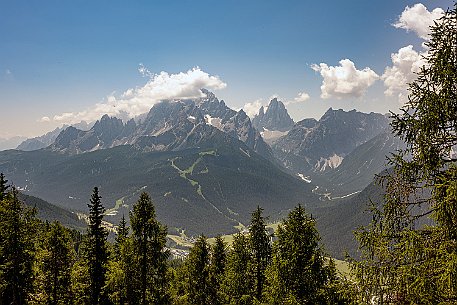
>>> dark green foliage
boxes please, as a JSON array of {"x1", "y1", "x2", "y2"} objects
[
  {"x1": 87, "y1": 187, "x2": 109, "y2": 305},
  {"x1": 0, "y1": 145, "x2": 319, "y2": 236},
  {"x1": 265, "y1": 205, "x2": 336, "y2": 305},
  {"x1": 184, "y1": 235, "x2": 213, "y2": 305},
  {"x1": 34, "y1": 221, "x2": 75, "y2": 304},
  {"x1": 249, "y1": 206, "x2": 271, "y2": 302},
  {"x1": 222, "y1": 233, "x2": 254, "y2": 305},
  {"x1": 130, "y1": 192, "x2": 170, "y2": 305},
  {"x1": 0, "y1": 188, "x2": 37, "y2": 305},
  {"x1": 210, "y1": 236, "x2": 227, "y2": 305},
  {"x1": 117, "y1": 215, "x2": 129, "y2": 241},
  {"x1": 106, "y1": 237, "x2": 137, "y2": 305},
  {"x1": 18, "y1": 193, "x2": 86, "y2": 230},
  {"x1": 0, "y1": 172, "x2": 9, "y2": 201},
  {"x1": 354, "y1": 6, "x2": 457, "y2": 303},
  {"x1": 114, "y1": 215, "x2": 129, "y2": 259}
]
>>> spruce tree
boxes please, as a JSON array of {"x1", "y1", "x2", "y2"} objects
[
  {"x1": 0, "y1": 172, "x2": 9, "y2": 201},
  {"x1": 114, "y1": 214, "x2": 129, "y2": 259},
  {"x1": 0, "y1": 188, "x2": 37, "y2": 305},
  {"x1": 106, "y1": 214, "x2": 135, "y2": 305},
  {"x1": 265, "y1": 205, "x2": 331, "y2": 305},
  {"x1": 130, "y1": 192, "x2": 169, "y2": 305},
  {"x1": 185, "y1": 235, "x2": 212, "y2": 305},
  {"x1": 222, "y1": 233, "x2": 253, "y2": 305},
  {"x1": 34, "y1": 221, "x2": 74, "y2": 305},
  {"x1": 210, "y1": 235, "x2": 226, "y2": 305},
  {"x1": 87, "y1": 187, "x2": 109, "y2": 305},
  {"x1": 354, "y1": 6, "x2": 457, "y2": 303},
  {"x1": 249, "y1": 206, "x2": 271, "y2": 302},
  {"x1": 106, "y1": 236, "x2": 137, "y2": 305}
]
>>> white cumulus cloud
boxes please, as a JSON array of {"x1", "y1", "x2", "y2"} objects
[
  {"x1": 242, "y1": 99, "x2": 264, "y2": 118},
  {"x1": 293, "y1": 92, "x2": 310, "y2": 103},
  {"x1": 46, "y1": 67, "x2": 227, "y2": 125},
  {"x1": 38, "y1": 116, "x2": 51, "y2": 122},
  {"x1": 284, "y1": 92, "x2": 310, "y2": 106},
  {"x1": 393, "y1": 3, "x2": 444, "y2": 40},
  {"x1": 311, "y1": 59, "x2": 379, "y2": 99},
  {"x1": 381, "y1": 45, "x2": 428, "y2": 103}
]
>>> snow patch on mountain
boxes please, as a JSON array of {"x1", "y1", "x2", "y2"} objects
[
  {"x1": 297, "y1": 173, "x2": 312, "y2": 183},
  {"x1": 204, "y1": 114, "x2": 223, "y2": 130}
]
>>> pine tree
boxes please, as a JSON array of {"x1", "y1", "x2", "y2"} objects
[
  {"x1": 0, "y1": 188, "x2": 37, "y2": 305},
  {"x1": 249, "y1": 206, "x2": 271, "y2": 302},
  {"x1": 34, "y1": 221, "x2": 75, "y2": 305},
  {"x1": 265, "y1": 205, "x2": 332, "y2": 305},
  {"x1": 106, "y1": 237, "x2": 137, "y2": 305},
  {"x1": 185, "y1": 235, "x2": 212, "y2": 305},
  {"x1": 106, "y1": 215, "x2": 135, "y2": 305},
  {"x1": 130, "y1": 192, "x2": 169, "y2": 305},
  {"x1": 221, "y1": 233, "x2": 253, "y2": 305},
  {"x1": 0, "y1": 172, "x2": 9, "y2": 201},
  {"x1": 114, "y1": 215, "x2": 129, "y2": 259},
  {"x1": 210, "y1": 235, "x2": 226, "y2": 305},
  {"x1": 354, "y1": 6, "x2": 457, "y2": 303},
  {"x1": 87, "y1": 187, "x2": 109, "y2": 305}
]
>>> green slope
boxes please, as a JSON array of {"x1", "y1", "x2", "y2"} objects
[
  {"x1": 0, "y1": 144, "x2": 318, "y2": 236},
  {"x1": 18, "y1": 193, "x2": 86, "y2": 230}
]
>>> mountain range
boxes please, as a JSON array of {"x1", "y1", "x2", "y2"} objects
[
  {"x1": 2, "y1": 90, "x2": 402, "y2": 257},
  {"x1": 272, "y1": 108, "x2": 390, "y2": 175}
]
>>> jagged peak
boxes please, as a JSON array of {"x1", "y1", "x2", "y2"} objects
[
  {"x1": 200, "y1": 88, "x2": 216, "y2": 99},
  {"x1": 258, "y1": 106, "x2": 265, "y2": 116},
  {"x1": 237, "y1": 108, "x2": 248, "y2": 118}
]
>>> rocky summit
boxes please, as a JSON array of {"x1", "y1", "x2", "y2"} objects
[
  {"x1": 272, "y1": 108, "x2": 390, "y2": 174},
  {"x1": 252, "y1": 98, "x2": 294, "y2": 132}
]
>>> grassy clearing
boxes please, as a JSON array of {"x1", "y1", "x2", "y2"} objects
[{"x1": 170, "y1": 150, "x2": 216, "y2": 200}]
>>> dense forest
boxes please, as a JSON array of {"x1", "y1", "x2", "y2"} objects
[{"x1": 0, "y1": 5, "x2": 455, "y2": 305}]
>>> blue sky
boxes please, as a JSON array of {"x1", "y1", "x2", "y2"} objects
[{"x1": 0, "y1": 0, "x2": 453, "y2": 138}]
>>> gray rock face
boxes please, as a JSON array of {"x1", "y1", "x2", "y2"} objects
[
  {"x1": 252, "y1": 98, "x2": 294, "y2": 132},
  {"x1": 272, "y1": 108, "x2": 390, "y2": 174},
  {"x1": 49, "y1": 90, "x2": 275, "y2": 161},
  {"x1": 17, "y1": 121, "x2": 93, "y2": 151},
  {"x1": 51, "y1": 116, "x2": 136, "y2": 154}
]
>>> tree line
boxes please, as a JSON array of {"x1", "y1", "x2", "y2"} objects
[{"x1": 0, "y1": 174, "x2": 350, "y2": 305}]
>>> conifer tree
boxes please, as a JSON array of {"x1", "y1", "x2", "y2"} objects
[
  {"x1": 210, "y1": 235, "x2": 226, "y2": 305},
  {"x1": 0, "y1": 188, "x2": 37, "y2": 305},
  {"x1": 249, "y1": 206, "x2": 271, "y2": 302},
  {"x1": 130, "y1": 192, "x2": 169, "y2": 305},
  {"x1": 222, "y1": 233, "x2": 253, "y2": 305},
  {"x1": 106, "y1": 236, "x2": 137, "y2": 305},
  {"x1": 87, "y1": 187, "x2": 109, "y2": 305},
  {"x1": 71, "y1": 234, "x2": 91, "y2": 305},
  {"x1": 354, "y1": 6, "x2": 457, "y2": 303},
  {"x1": 34, "y1": 221, "x2": 74, "y2": 305},
  {"x1": 265, "y1": 205, "x2": 332, "y2": 305},
  {"x1": 185, "y1": 235, "x2": 212, "y2": 305},
  {"x1": 106, "y1": 214, "x2": 136, "y2": 305},
  {"x1": 114, "y1": 215, "x2": 129, "y2": 259},
  {"x1": 0, "y1": 172, "x2": 9, "y2": 201}
]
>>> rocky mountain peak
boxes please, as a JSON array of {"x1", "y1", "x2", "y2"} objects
[
  {"x1": 272, "y1": 108, "x2": 390, "y2": 174},
  {"x1": 252, "y1": 98, "x2": 294, "y2": 132}
]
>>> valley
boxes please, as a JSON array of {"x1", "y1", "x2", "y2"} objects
[{"x1": 1, "y1": 90, "x2": 398, "y2": 259}]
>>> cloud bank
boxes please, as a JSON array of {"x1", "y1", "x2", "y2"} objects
[
  {"x1": 311, "y1": 59, "x2": 378, "y2": 99},
  {"x1": 393, "y1": 3, "x2": 444, "y2": 40},
  {"x1": 381, "y1": 45, "x2": 427, "y2": 103},
  {"x1": 45, "y1": 67, "x2": 227, "y2": 124},
  {"x1": 382, "y1": 3, "x2": 443, "y2": 103}
]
